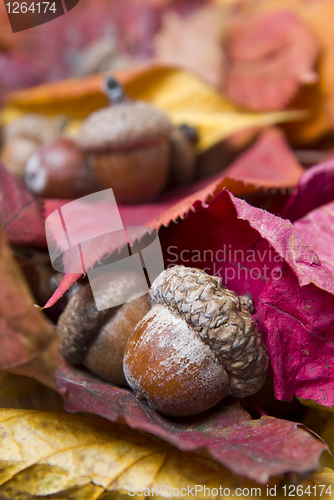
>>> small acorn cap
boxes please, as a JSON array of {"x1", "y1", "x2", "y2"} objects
[
  {"x1": 3, "y1": 113, "x2": 60, "y2": 145},
  {"x1": 79, "y1": 101, "x2": 172, "y2": 154}
]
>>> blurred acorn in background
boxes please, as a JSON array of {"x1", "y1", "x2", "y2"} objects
[
  {"x1": 79, "y1": 76, "x2": 172, "y2": 203},
  {"x1": 24, "y1": 136, "x2": 100, "y2": 199}
]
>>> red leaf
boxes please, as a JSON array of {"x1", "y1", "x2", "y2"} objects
[
  {"x1": 294, "y1": 201, "x2": 334, "y2": 275},
  {"x1": 56, "y1": 359, "x2": 326, "y2": 483},
  {"x1": 259, "y1": 264, "x2": 334, "y2": 406},
  {"x1": 158, "y1": 190, "x2": 334, "y2": 406},
  {"x1": 225, "y1": 127, "x2": 304, "y2": 187},
  {"x1": 0, "y1": 162, "x2": 46, "y2": 248},
  {"x1": 44, "y1": 139, "x2": 304, "y2": 310},
  {"x1": 223, "y1": 10, "x2": 319, "y2": 111},
  {"x1": 43, "y1": 174, "x2": 259, "y2": 308},
  {"x1": 0, "y1": 51, "x2": 43, "y2": 97},
  {"x1": 160, "y1": 189, "x2": 334, "y2": 295},
  {"x1": 0, "y1": 224, "x2": 57, "y2": 389},
  {"x1": 282, "y1": 160, "x2": 334, "y2": 222}
]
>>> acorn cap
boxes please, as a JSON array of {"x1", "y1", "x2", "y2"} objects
[
  {"x1": 58, "y1": 270, "x2": 148, "y2": 365},
  {"x1": 4, "y1": 113, "x2": 60, "y2": 144},
  {"x1": 79, "y1": 101, "x2": 172, "y2": 154}
]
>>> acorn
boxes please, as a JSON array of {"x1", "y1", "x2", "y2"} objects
[
  {"x1": 123, "y1": 266, "x2": 269, "y2": 417},
  {"x1": 169, "y1": 124, "x2": 199, "y2": 184},
  {"x1": 24, "y1": 137, "x2": 99, "y2": 199},
  {"x1": 57, "y1": 271, "x2": 151, "y2": 386},
  {"x1": 78, "y1": 76, "x2": 172, "y2": 203}
]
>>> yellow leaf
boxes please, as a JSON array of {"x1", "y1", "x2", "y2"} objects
[
  {"x1": 0, "y1": 408, "x2": 313, "y2": 500},
  {"x1": 302, "y1": 404, "x2": 334, "y2": 470},
  {"x1": 1, "y1": 66, "x2": 305, "y2": 153},
  {"x1": 312, "y1": 468, "x2": 334, "y2": 487},
  {"x1": 298, "y1": 397, "x2": 334, "y2": 414}
]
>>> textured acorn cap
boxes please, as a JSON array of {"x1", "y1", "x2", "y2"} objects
[
  {"x1": 58, "y1": 270, "x2": 148, "y2": 365},
  {"x1": 79, "y1": 101, "x2": 172, "y2": 154},
  {"x1": 149, "y1": 265, "x2": 269, "y2": 398},
  {"x1": 4, "y1": 113, "x2": 60, "y2": 144}
]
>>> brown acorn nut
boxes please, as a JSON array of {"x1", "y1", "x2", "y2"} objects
[
  {"x1": 78, "y1": 77, "x2": 172, "y2": 203},
  {"x1": 58, "y1": 271, "x2": 151, "y2": 386},
  {"x1": 24, "y1": 137, "x2": 99, "y2": 199},
  {"x1": 123, "y1": 265, "x2": 269, "y2": 417}
]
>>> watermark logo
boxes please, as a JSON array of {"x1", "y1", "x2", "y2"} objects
[
  {"x1": 45, "y1": 189, "x2": 165, "y2": 311},
  {"x1": 4, "y1": 0, "x2": 80, "y2": 33},
  {"x1": 165, "y1": 245, "x2": 283, "y2": 283}
]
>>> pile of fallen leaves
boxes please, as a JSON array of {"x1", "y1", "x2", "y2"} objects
[{"x1": 3, "y1": 0, "x2": 334, "y2": 497}]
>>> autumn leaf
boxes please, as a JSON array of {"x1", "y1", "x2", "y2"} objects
[
  {"x1": 243, "y1": 0, "x2": 334, "y2": 143},
  {"x1": 282, "y1": 160, "x2": 334, "y2": 222},
  {"x1": 2, "y1": 66, "x2": 304, "y2": 153},
  {"x1": 42, "y1": 175, "x2": 256, "y2": 308},
  {"x1": 0, "y1": 221, "x2": 58, "y2": 389},
  {"x1": 123, "y1": 67, "x2": 305, "y2": 152},
  {"x1": 222, "y1": 10, "x2": 319, "y2": 111},
  {"x1": 259, "y1": 264, "x2": 334, "y2": 406},
  {"x1": 224, "y1": 127, "x2": 304, "y2": 187},
  {"x1": 55, "y1": 360, "x2": 326, "y2": 484},
  {"x1": 154, "y1": 189, "x2": 334, "y2": 408},
  {"x1": 0, "y1": 407, "x2": 316, "y2": 498},
  {"x1": 293, "y1": 201, "x2": 334, "y2": 275},
  {"x1": 0, "y1": 161, "x2": 46, "y2": 249},
  {"x1": 43, "y1": 141, "x2": 303, "y2": 311},
  {"x1": 0, "y1": 407, "x2": 329, "y2": 496},
  {"x1": 154, "y1": 5, "x2": 227, "y2": 88}
]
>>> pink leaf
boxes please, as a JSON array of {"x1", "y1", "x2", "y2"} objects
[
  {"x1": 259, "y1": 264, "x2": 334, "y2": 406},
  {"x1": 294, "y1": 201, "x2": 334, "y2": 275},
  {"x1": 225, "y1": 127, "x2": 304, "y2": 187},
  {"x1": 0, "y1": 162, "x2": 46, "y2": 248},
  {"x1": 158, "y1": 190, "x2": 334, "y2": 405},
  {"x1": 282, "y1": 160, "x2": 334, "y2": 222},
  {"x1": 223, "y1": 10, "x2": 319, "y2": 111}
]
